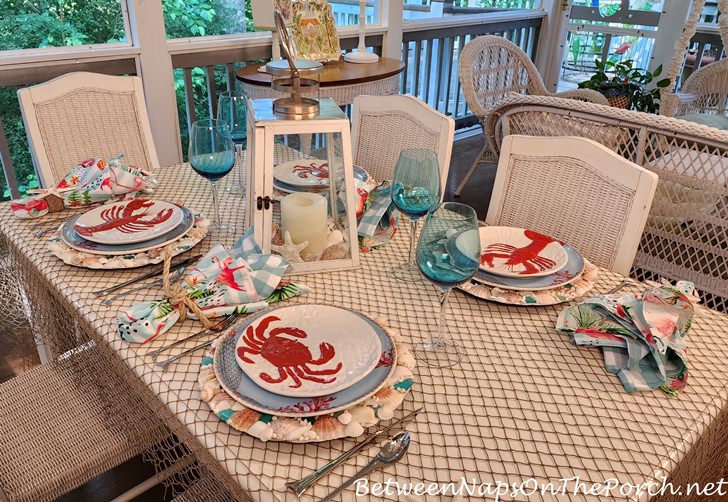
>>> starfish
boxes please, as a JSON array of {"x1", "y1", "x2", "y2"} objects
[{"x1": 271, "y1": 230, "x2": 308, "y2": 263}]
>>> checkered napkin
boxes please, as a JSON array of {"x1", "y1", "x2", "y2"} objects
[
  {"x1": 118, "y1": 228, "x2": 309, "y2": 344},
  {"x1": 556, "y1": 281, "x2": 697, "y2": 396},
  {"x1": 357, "y1": 182, "x2": 400, "y2": 252}
]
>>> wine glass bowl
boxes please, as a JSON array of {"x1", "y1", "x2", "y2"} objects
[
  {"x1": 217, "y1": 91, "x2": 248, "y2": 194},
  {"x1": 390, "y1": 148, "x2": 441, "y2": 282},
  {"x1": 189, "y1": 118, "x2": 235, "y2": 233},
  {"x1": 415, "y1": 202, "x2": 480, "y2": 368}
]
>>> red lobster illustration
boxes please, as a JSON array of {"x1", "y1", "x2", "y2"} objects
[
  {"x1": 75, "y1": 200, "x2": 174, "y2": 237},
  {"x1": 293, "y1": 161, "x2": 329, "y2": 180},
  {"x1": 480, "y1": 229, "x2": 557, "y2": 275},
  {"x1": 237, "y1": 315, "x2": 342, "y2": 389}
]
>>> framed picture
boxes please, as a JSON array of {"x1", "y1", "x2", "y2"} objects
[{"x1": 289, "y1": 0, "x2": 341, "y2": 63}]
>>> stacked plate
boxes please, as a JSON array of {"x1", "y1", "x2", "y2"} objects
[
  {"x1": 460, "y1": 226, "x2": 591, "y2": 306},
  {"x1": 60, "y1": 199, "x2": 196, "y2": 256},
  {"x1": 213, "y1": 305, "x2": 397, "y2": 418},
  {"x1": 273, "y1": 159, "x2": 369, "y2": 194}
]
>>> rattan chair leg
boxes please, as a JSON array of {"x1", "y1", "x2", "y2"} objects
[{"x1": 454, "y1": 144, "x2": 490, "y2": 196}]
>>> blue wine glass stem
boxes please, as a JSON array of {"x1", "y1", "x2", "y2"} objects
[
  {"x1": 408, "y1": 217, "x2": 419, "y2": 266},
  {"x1": 434, "y1": 287, "x2": 452, "y2": 347},
  {"x1": 210, "y1": 180, "x2": 222, "y2": 228},
  {"x1": 235, "y1": 143, "x2": 244, "y2": 190}
]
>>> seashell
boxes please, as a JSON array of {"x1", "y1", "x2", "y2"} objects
[
  {"x1": 300, "y1": 252, "x2": 318, "y2": 262},
  {"x1": 271, "y1": 224, "x2": 283, "y2": 246},
  {"x1": 373, "y1": 385, "x2": 406, "y2": 410},
  {"x1": 337, "y1": 411, "x2": 352, "y2": 425},
  {"x1": 321, "y1": 243, "x2": 348, "y2": 261},
  {"x1": 327, "y1": 229, "x2": 343, "y2": 245},
  {"x1": 345, "y1": 422, "x2": 365, "y2": 437},
  {"x1": 376, "y1": 406, "x2": 394, "y2": 421},
  {"x1": 348, "y1": 406, "x2": 377, "y2": 427},
  {"x1": 229, "y1": 407, "x2": 261, "y2": 431},
  {"x1": 200, "y1": 381, "x2": 217, "y2": 402},
  {"x1": 396, "y1": 346, "x2": 416, "y2": 370},
  {"x1": 583, "y1": 261, "x2": 599, "y2": 281},
  {"x1": 247, "y1": 421, "x2": 274, "y2": 442},
  {"x1": 209, "y1": 390, "x2": 235, "y2": 413},
  {"x1": 270, "y1": 417, "x2": 312, "y2": 441},
  {"x1": 311, "y1": 415, "x2": 346, "y2": 440}
]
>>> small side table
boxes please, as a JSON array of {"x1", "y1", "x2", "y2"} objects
[{"x1": 235, "y1": 56, "x2": 405, "y2": 106}]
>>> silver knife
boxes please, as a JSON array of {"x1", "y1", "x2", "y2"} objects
[
  {"x1": 93, "y1": 254, "x2": 201, "y2": 297},
  {"x1": 285, "y1": 407, "x2": 422, "y2": 497}
]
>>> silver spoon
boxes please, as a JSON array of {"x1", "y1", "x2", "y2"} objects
[
  {"x1": 319, "y1": 432, "x2": 411, "y2": 502},
  {"x1": 100, "y1": 265, "x2": 187, "y2": 306}
]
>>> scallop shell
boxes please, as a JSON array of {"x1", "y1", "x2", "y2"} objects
[
  {"x1": 348, "y1": 406, "x2": 377, "y2": 427},
  {"x1": 386, "y1": 366, "x2": 414, "y2": 387},
  {"x1": 270, "y1": 417, "x2": 312, "y2": 441},
  {"x1": 200, "y1": 381, "x2": 218, "y2": 402},
  {"x1": 396, "y1": 347, "x2": 416, "y2": 370},
  {"x1": 230, "y1": 407, "x2": 261, "y2": 431},
  {"x1": 371, "y1": 385, "x2": 405, "y2": 410},
  {"x1": 311, "y1": 415, "x2": 346, "y2": 441},
  {"x1": 337, "y1": 411, "x2": 352, "y2": 425},
  {"x1": 345, "y1": 421, "x2": 365, "y2": 437},
  {"x1": 209, "y1": 390, "x2": 236, "y2": 413},
  {"x1": 376, "y1": 406, "x2": 394, "y2": 420},
  {"x1": 248, "y1": 421, "x2": 274, "y2": 442},
  {"x1": 198, "y1": 366, "x2": 217, "y2": 385}
]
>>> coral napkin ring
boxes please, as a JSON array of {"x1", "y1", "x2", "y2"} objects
[{"x1": 161, "y1": 245, "x2": 214, "y2": 329}]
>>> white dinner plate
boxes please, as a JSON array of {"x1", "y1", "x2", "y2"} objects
[
  {"x1": 274, "y1": 159, "x2": 330, "y2": 188},
  {"x1": 235, "y1": 304, "x2": 382, "y2": 397},
  {"x1": 479, "y1": 226, "x2": 568, "y2": 278},
  {"x1": 74, "y1": 200, "x2": 183, "y2": 245}
]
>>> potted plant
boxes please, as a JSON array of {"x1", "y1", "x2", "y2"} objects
[{"x1": 578, "y1": 59, "x2": 671, "y2": 113}]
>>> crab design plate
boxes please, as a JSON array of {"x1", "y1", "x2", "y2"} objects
[
  {"x1": 473, "y1": 244, "x2": 584, "y2": 292},
  {"x1": 215, "y1": 308, "x2": 396, "y2": 417},
  {"x1": 234, "y1": 305, "x2": 382, "y2": 397},
  {"x1": 73, "y1": 200, "x2": 184, "y2": 245},
  {"x1": 273, "y1": 165, "x2": 369, "y2": 194},
  {"x1": 60, "y1": 207, "x2": 194, "y2": 256},
  {"x1": 274, "y1": 159, "x2": 330, "y2": 188},
  {"x1": 479, "y1": 226, "x2": 568, "y2": 278}
]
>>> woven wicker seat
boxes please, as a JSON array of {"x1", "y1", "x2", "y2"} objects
[
  {"x1": 487, "y1": 135, "x2": 658, "y2": 275},
  {"x1": 0, "y1": 352, "x2": 151, "y2": 502},
  {"x1": 17, "y1": 72, "x2": 160, "y2": 188},
  {"x1": 454, "y1": 35, "x2": 609, "y2": 196},
  {"x1": 351, "y1": 94, "x2": 455, "y2": 192},
  {"x1": 676, "y1": 58, "x2": 728, "y2": 118},
  {"x1": 488, "y1": 93, "x2": 728, "y2": 311}
]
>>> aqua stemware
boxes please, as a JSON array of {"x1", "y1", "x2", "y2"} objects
[
  {"x1": 390, "y1": 148, "x2": 441, "y2": 282},
  {"x1": 188, "y1": 118, "x2": 235, "y2": 234},
  {"x1": 217, "y1": 91, "x2": 248, "y2": 195},
  {"x1": 415, "y1": 202, "x2": 480, "y2": 368}
]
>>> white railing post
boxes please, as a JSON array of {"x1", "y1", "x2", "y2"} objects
[
  {"x1": 381, "y1": 0, "x2": 404, "y2": 59},
  {"x1": 126, "y1": 0, "x2": 183, "y2": 167},
  {"x1": 536, "y1": 0, "x2": 569, "y2": 92},
  {"x1": 650, "y1": 0, "x2": 691, "y2": 76}
]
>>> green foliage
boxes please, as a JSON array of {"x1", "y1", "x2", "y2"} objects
[{"x1": 578, "y1": 58, "x2": 671, "y2": 114}]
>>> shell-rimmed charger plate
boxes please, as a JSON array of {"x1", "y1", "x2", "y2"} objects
[
  {"x1": 235, "y1": 305, "x2": 382, "y2": 397},
  {"x1": 473, "y1": 244, "x2": 584, "y2": 292},
  {"x1": 60, "y1": 207, "x2": 194, "y2": 256},
  {"x1": 479, "y1": 226, "x2": 569, "y2": 278},
  {"x1": 214, "y1": 307, "x2": 397, "y2": 417},
  {"x1": 48, "y1": 213, "x2": 209, "y2": 270},
  {"x1": 74, "y1": 200, "x2": 184, "y2": 245}
]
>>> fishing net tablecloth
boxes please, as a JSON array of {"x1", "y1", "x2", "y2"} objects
[{"x1": 2, "y1": 158, "x2": 728, "y2": 501}]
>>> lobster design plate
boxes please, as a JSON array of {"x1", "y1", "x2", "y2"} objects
[
  {"x1": 473, "y1": 244, "x2": 584, "y2": 292},
  {"x1": 234, "y1": 305, "x2": 382, "y2": 397},
  {"x1": 61, "y1": 207, "x2": 194, "y2": 256},
  {"x1": 273, "y1": 160, "x2": 330, "y2": 188},
  {"x1": 479, "y1": 226, "x2": 568, "y2": 278},
  {"x1": 215, "y1": 308, "x2": 396, "y2": 417},
  {"x1": 73, "y1": 200, "x2": 184, "y2": 245}
]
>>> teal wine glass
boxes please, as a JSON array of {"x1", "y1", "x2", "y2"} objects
[
  {"x1": 415, "y1": 202, "x2": 480, "y2": 368},
  {"x1": 188, "y1": 119, "x2": 235, "y2": 234},
  {"x1": 217, "y1": 91, "x2": 247, "y2": 194},
  {"x1": 390, "y1": 148, "x2": 441, "y2": 282}
]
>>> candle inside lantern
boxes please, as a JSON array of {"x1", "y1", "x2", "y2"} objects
[{"x1": 280, "y1": 192, "x2": 328, "y2": 256}]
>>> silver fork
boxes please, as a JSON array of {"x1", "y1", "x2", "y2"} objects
[
  {"x1": 100, "y1": 267, "x2": 186, "y2": 306},
  {"x1": 149, "y1": 312, "x2": 243, "y2": 362}
]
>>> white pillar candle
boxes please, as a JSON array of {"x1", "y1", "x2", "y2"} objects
[{"x1": 280, "y1": 192, "x2": 328, "y2": 256}]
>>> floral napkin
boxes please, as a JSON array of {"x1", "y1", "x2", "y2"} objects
[
  {"x1": 357, "y1": 182, "x2": 400, "y2": 252},
  {"x1": 118, "y1": 228, "x2": 308, "y2": 344},
  {"x1": 11, "y1": 154, "x2": 158, "y2": 219},
  {"x1": 556, "y1": 281, "x2": 697, "y2": 396}
]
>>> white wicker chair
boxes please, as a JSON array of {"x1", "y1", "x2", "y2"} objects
[
  {"x1": 454, "y1": 35, "x2": 609, "y2": 196},
  {"x1": 18, "y1": 71, "x2": 159, "y2": 188},
  {"x1": 675, "y1": 58, "x2": 728, "y2": 119},
  {"x1": 487, "y1": 135, "x2": 658, "y2": 275},
  {"x1": 351, "y1": 94, "x2": 455, "y2": 193}
]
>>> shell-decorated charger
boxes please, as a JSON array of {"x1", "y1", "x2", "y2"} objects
[{"x1": 198, "y1": 320, "x2": 416, "y2": 443}]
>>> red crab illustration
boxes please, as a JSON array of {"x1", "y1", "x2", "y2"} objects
[
  {"x1": 237, "y1": 315, "x2": 343, "y2": 389},
  {"x1": 293, "y1": 161, "x2": 329, "y2": 180},
  {"x1": 75, "y1": 199, "x2": 173, "y2": 237},
  {"x1": 480, "y1": 230, "x2": 557, "y2": 275}
]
